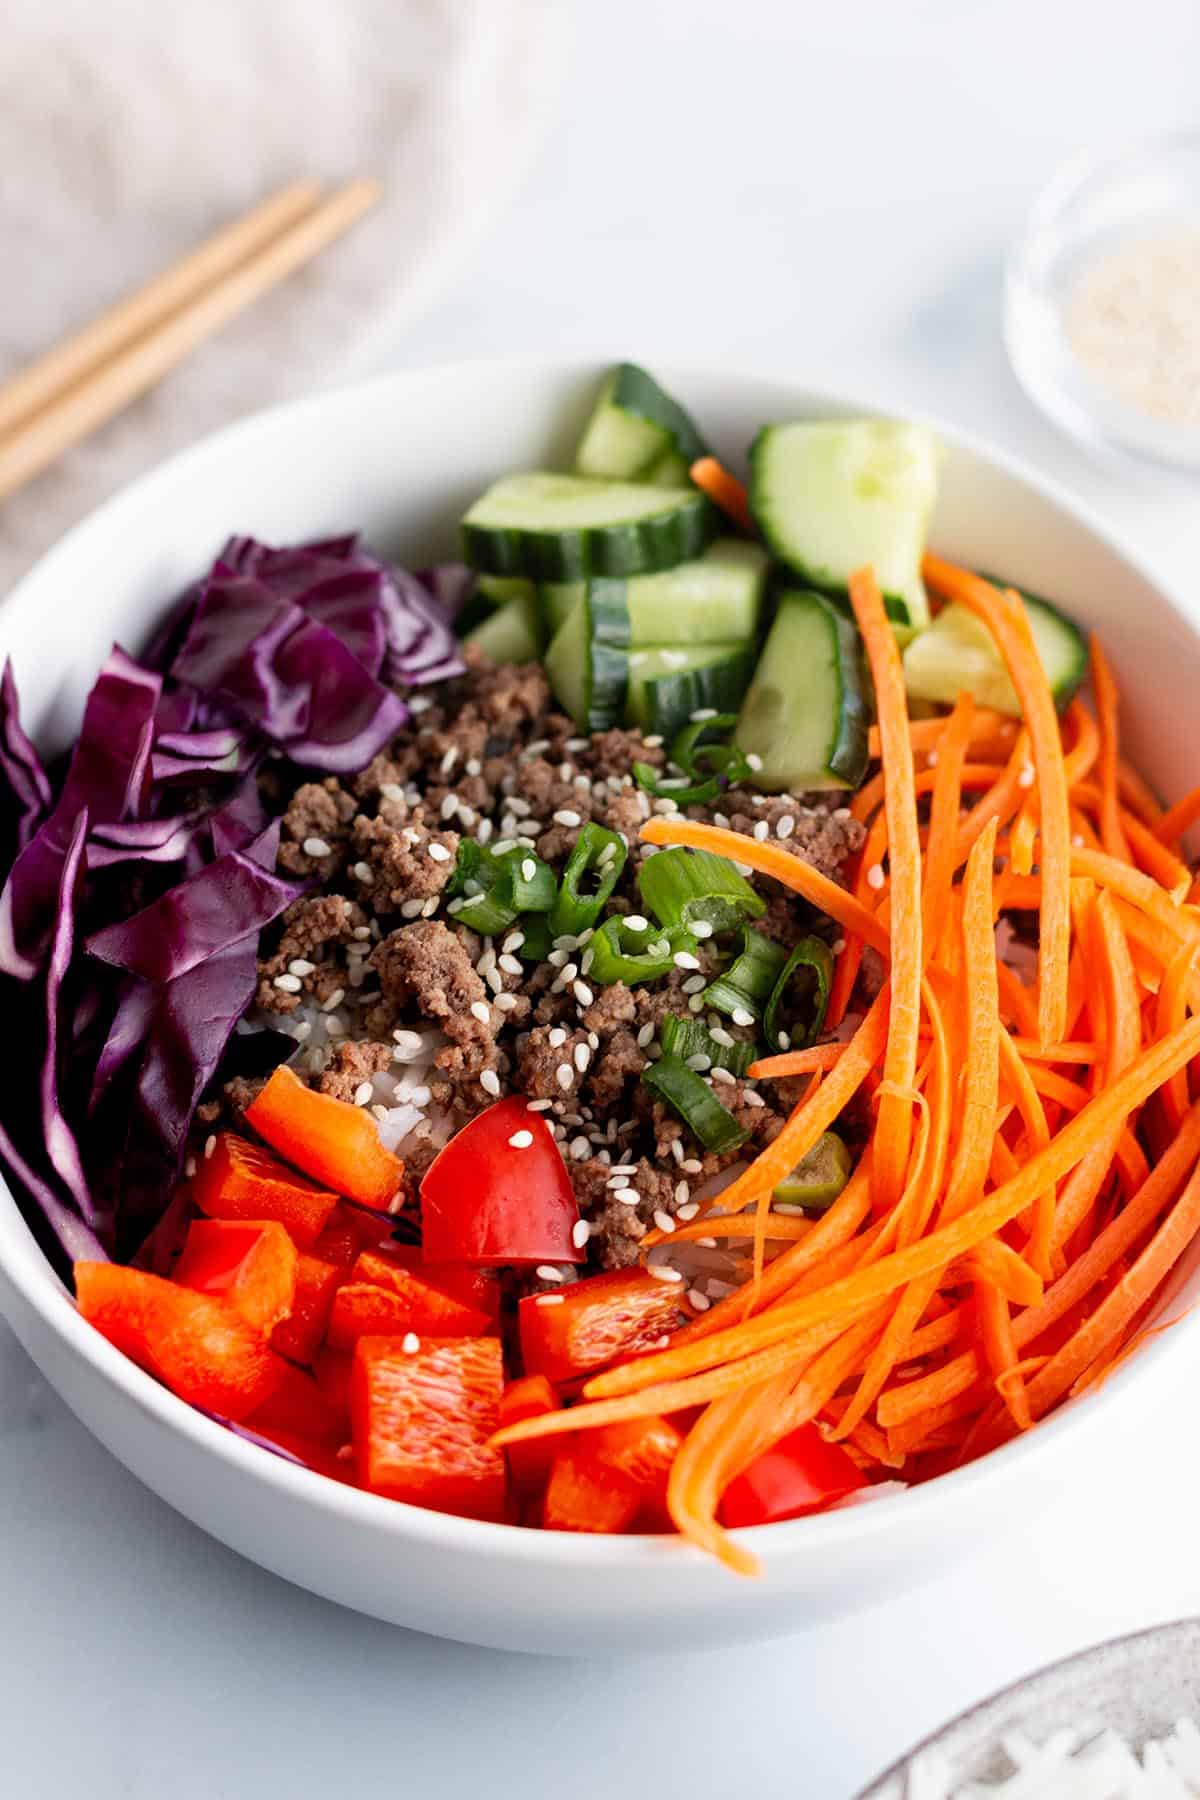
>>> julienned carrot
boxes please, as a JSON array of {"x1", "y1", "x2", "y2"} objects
[
  {"x1": 922, "y1": 694, "x2": 976, "y2": 964},
  {"x1": 1070, "y1": 845, "x2": 1200, "y2": 945},
  {"x1": 877, "y1": 1105, "x2": 1200, "y2": 1429},
  {"x1": 1118, "y1": 759, "x2": 1165, "y2": 826},
  {"x1": 1061, "y1": 697, "x2": 1100, "y2": 788},
  {"x1": 997, "y1": 1028, "x2": 1054, "y2": 1276},
  {"x1": 976, "y1": 1280, "x2": 1031, "y2": 1429},
  {"x1": 747, "y1": 1042, "x2": 846, "y2": 1078},
  {"x1": 639, "y1": 816, "x2": 890, "y2": 955},
  {"x1": 924, "y1": 557, "x2": 1071, "y2": 1045},
  {"x1": 688, "y1": 457, "x2": 754, "y2": 534},
  {"x1": 962, "y1": 1238, "x2": 1043, "y2": 1309},
  {"x1": 1008, "y1": 1038, "x2": 1102, "y2": 1065},
  {"x1": 995, "y1": 960, "x2": 1040, "y2": 1039},
  {"x1": 1154, "y1": 784, "x2": 1200, "y2": 847},
  {"x1": 1157, "y1": 940, "x2": 1200, "y2": 1130},
  {"x1": 1090, "y1": 635, "x2": 1131, "y2": 862},
  {"x1": 849, "y1": 567, "x2": 922, "y2": 1213},
  {"x1": 943, "y1": 819, "x2": 1000, "y2": 1219},
  {"x1": 954, "y1": 728, "x2": 1033, "y2": 868},
  {"x1": 868, "y1": 710, "x2": 1020, "y2": 765},
  {"x1": 587, "y1": 1015, "x2": 1200, "y2": 1403},
  {"x1": 1072, "y1": 785, "x2": 1191, "y2": 892}
]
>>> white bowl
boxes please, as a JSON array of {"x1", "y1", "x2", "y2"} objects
[{"x1": 1, "y1": 358, "x2": 1197, "y2": 1655}]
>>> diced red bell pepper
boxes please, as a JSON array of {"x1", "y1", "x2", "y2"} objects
[
  {"x1": 420, "y1": 1096, "x2": 582, "y2": 1267},
  {"x1": 379, "y1": 1244, "x2": 502, "y2": 1319},
  {"x1": 270, "y1": 1253, "x2": 345, "y2": 1364},
  {"x1": 173, "y1": 1219, "x2": 298, "y2": 1335},
  {"x1": 543, "y1": 1444, "x2": 642, "y2": 1534},
  {"x1": 246, "y1": 1359, "x2": 345, "y2": 1445},
  {"x1": 497, "y1": 1374, "x2": 562, "y2": 1502},
  {"x1": 74, "y1": 1262, "x2": 284, "y2": 1421},
  {"x1": 593, "y1": 1415, "x2": 684, "y2": 1525},
  {"x1": 328, "y1": 1253, "x2": 493, "y2": 1350},
  {"x1": 311, "y1": 1207, "x2": 363, "y2": 1268},
  {"x1": 519, "y1": 1269, "x2": 687, "y2": 1384},
  {"x1": 719, "y1": 1423, "x2": 867, "y2": 1529},
  {"x1": 245, "y1": 1066, "x2": 404, "y2": 1210},
  {"x1": 192, "y1": 1131, "x2": 339, "y2": 1249},
  {"x1": 352, "y1": 1334, "x2": 506, "y2": 1520}
]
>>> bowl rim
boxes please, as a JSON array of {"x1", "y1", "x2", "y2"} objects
[
  {"x1": 853, "y1": 1615, "x2": 1200, "y2": 1795},
  {"x1": 3, "y1": 350, "x2": 1199, "y2": 1572}
]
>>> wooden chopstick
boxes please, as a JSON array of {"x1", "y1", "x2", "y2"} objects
[
  {"x1": 0, "y1": 180, "x2": 322, "y2": 443},
  {"x1": 0, "y1": 176, "x2": 381, "y2": 505}
]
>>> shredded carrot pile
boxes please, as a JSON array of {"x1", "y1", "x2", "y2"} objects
[{"x1": 492, "y1": 558, "x2": 1200, "y2": 1574}]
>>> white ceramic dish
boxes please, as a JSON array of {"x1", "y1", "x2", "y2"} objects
[
  {"x1": 857, "y1": 1617, "x2": 1200, "y2": 1795},
  {"x1": 1, "y1": 358, "x2": 1198, "y2": 1656}
]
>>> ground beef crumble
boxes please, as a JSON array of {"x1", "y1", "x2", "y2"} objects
[{"x1": 246, "y1": 647, "x2": 869, "y2": 1278}]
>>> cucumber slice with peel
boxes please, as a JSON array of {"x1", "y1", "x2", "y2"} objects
[
  {"x1": 538, "y1": 540, "x2": 767, "y2": 652},
  {"x1": 543, "y1": 585, "x2": 632, "y2": 731},
  {"x1": 574, "y1": 363, "x2": 708, "y2": 483},
  {"x1": 773, "y1": 1132, "x2": 852, "y2": 1211},
  {"x1": 625, "y1": 643, "x2": 755, "y2": 738},
  {"x1": 734, "y1": 589, "x2": 869, "y2": 792},
  {"x1": 464, "y1": 593, "x2": 543, "y2": 665},
  {"x1": 749, "y1": 419, "x2": 942, "y2": 631},
  {"x1": 902, "y1": 589, "x2": 1087, "y2": 717},
  {"x1": 463, "y1": 472, "x2": 717, "y2": 581}
]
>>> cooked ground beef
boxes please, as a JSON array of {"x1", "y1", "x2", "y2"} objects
[{"x1": 249, "y1": 648, "x2": 869, "y2": 1279}]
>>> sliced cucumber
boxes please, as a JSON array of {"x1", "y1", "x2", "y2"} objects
[
  {"x1": 574, "y1": 363, "x2": 708, "y2": 484},
  {"x1": 734, "y1": 589, "x2": 869, "y2": 791},
  {"x1": 748, "y1": 419, "x2": 942, "y2": 632},
  {"x1": 476, "y1": 574, "x2": 535, "y2": 608},
  {"x1": 902, "y1": 589, "x2": 1087, "y2": 717},
  {"x1": 543, "y1": 585, "x2": 631, "y2": 731},
  {"x1": 626, "y1": 643, "x2": 755, "y2": 739},
  {"x1": 536, "y1": 540, "x2": 767, "y2": 655},
  {"x1": 463, "y1": 472, "x2": 716, "y2": 582},
  {"x1": 463, "y1": 592, "x2": 543, "y2": 665}
]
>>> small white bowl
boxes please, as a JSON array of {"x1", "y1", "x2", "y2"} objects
[
  {"x1": 1, "y1": 358, "x2": 1198, "y2": 1654},
  {"x1": 1006, "y1": 133, "x2": 1200, "y2": 479}
]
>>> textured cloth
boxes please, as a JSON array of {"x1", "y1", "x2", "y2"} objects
[{"x1": 0, "y1": 0, "x2": 567, "y2": 591}]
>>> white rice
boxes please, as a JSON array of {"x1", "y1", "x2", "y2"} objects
[{"x1": 911, "y1": 1718, "x2": 1200, "y2": 1798}]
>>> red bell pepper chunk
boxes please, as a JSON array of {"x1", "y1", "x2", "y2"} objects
[
  {"x1": 312, "y1": 1346, "x2": 354, "y2": 1427},
  {"x1": 352, "y1": 1334, "x2": 506, "y2": 1520},
  {"x1": 328, "y1": 1257, "x2": 493, "y2": 1350},
  {"x1": 247, "y1": 1359, "x2": 346, "y2": 1445},
  {"x1": 380, "y1": 1244, "x2": 502, "y2": 1319},
  {"x1": 270, "y1": 1253, "x2": 345, "y2": 1364},
  {"x1": 420, "y1": 1096, "x2": 582, "y2": 1267},
  {"x1": 192, "y1": 1131, "x2": 339, "y2": 1249},
  {"x1": 173, "y1": 1219, "x2": 299, "y2": 1335},
  {"x1": 593, "y1": 1414, "x2": 684, "y2": 1526},
  {"x1": 497, "y1": 1374, "x2": 562, "y2": 1503},
  {"x1": 519, "y1": 1269, "x2": 687, "y2": 1384},
  {"x1": 74, "y1": 1262, "x2": 284, "y2": 1421},
  {"x1": 719, "y1": 1424, "x2": 867, "y2": 1529},
  {"x1": 311, "y1": 1207, "x2": 363, "y2": 1268},
  {"x1": 245, "y1": 1065, "x2": 404, "y2": 1210},
  {"x1": 543, "y1": 1444, "x2": 642, "y2": 1534}
]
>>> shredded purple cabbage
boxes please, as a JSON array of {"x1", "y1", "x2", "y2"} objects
[{"x1": 0, "y1": 532, "x2": 465, "y2": 1270}]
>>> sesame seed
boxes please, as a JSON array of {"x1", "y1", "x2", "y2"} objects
[
  {"x1": 681, "y1": 974, "x2": 707, "y2": 995},
  {"x1": 439, "y1": 747, "x2": 459, "y2": 775},
  {"x1": 274, "y1": 972, "x2": 303, "y2": 994},
  {"x1": 1018, "y1": 763, "x2": 1036, "y2": 789},
  {"x1": 469, "y1": 1000, "x2": 491, "y2": 1025},
  {"x1": 752, "y1": 818, "x2": 770, "y2": 842},
  {"x1": 508, "y1": 1129, "x2": 534, "y2": 1148},
  {"x1": 558, "y1": 962, "x2": 579, "y2": 985},
  {"x1": 427, "y1": 841, "x2": 452, "y2": 864},
  {"x1": 287, "y1": 958, "x2": 316, "y2": 978},
  {"x1": 440, "y1": 794, "x2": 459, "y2": 822},
  {"x1": 292, "y1": 1022, "x2": 312, "y2": 1043},
  {"x1": 685, "y1": 1052, "x2": 711, "y2": 1072},
  {"x1": 606, "y1": 1174, "x2": 631, "y2": 1191},
  {"x1": 421, "y1": 896, "x2": 439, "y2": 918},
  {"x1": 745, "y1": 751, "x2": 764, "y2": 772},
  {"x1": 465, "y1": 758, "x2": 482, "y2": 777},
  {"x1": 405, "y1": 897, "x2": 428, "y2": 918},
  {"x1": 528, "y1": 1098, "x2": 552, "y2": 1112},
  {"x1": 866, "y1": 863, "x2": 886, "y2": 890},
  {"x1": 741, "y1": 1089, "x2": 766, "y2": 1108},
  {"x1": 547, "y1": 1027, "x2": 567, "y2": 1050},
  {"x1": 692, "y1": 920, "x2": 714, "y2": 940},
  {"x1": 476, "y1": 819, "x2": 494, "y2": 845},
  {"x1": 711, "y1": 1065, "x2": 737, "y2": 1086},
  {"x1": 776, "y1": 815, "x2": 796, "y2": 840},
  {"x1": 498, "y1": 954, "x2": 523, "y2": 976},
  {"x1": 689, "y1": 707, "x2": 718, "y2": 722},
  {"x1": 480, "y1": 1069, "x2": 501, "y2": 1098},
  {"x1": 709, "y1": 1025, "x2": 734, "y2": 1047},
  {"x1": 535, "y1": 1265, "x2": 565, "y2": 1284},
  {"x1": 553, "y1": 809, "x2": 582, "y2": 828},
  {"x1": 536, "y1": 1292, "x2": 564, "y2": 1307},
  {"x1": 681, "y1": 1158, "x2": 703, "y2": 1174},
  {"x1": 677, "y1": 1202, "x2": 700, "y2": 1222},
  {"x1": 321, "y1": 988, "x2": 346, "y2": 1011},
  {"x1": 573, "y1": 979, "x2": 594, "y2": 1006},
  {"x1": 674, "y1": 950, "x2": 701, "y2": 971},
  {"x1": 777, "y1": 1030, "x2": 791, "y2": 1050},
  {"x1": 675, "y1": 1182, "x2": 692, "y2": 1207},
  {"x1": 520, "y1": 858, "x2": 537, "y2": 885},
  {"x1": 501, "y1": 931, "x2": 524, "y2": 955},
  {"x1": 688, "y1": 1289, "x2": 711, "y2": 1312},
  {"x1": 667, "y1": 1138, "x2": 683, "y2": 1165},
  {"x1": 570, "y1": 1138, "x2": 590, "y2": 1164},
  {"x1": 688, "y1": 995, "x2": 704, "y2": 1014},
  {"x1": 556, "y1": 1063, "x2": 574, "y2": 1091},
  {"x1": 731, "y1": 1006, "x2": 755, "y2": 1029},
  {"x1": 326, "y1": 1015, "x2": 346, "y2": 1036},
  {"x1": 353, "y1": 860, "x2": 375, "y2": 885},
  {"x1": 581, "y1": 948, "x2": 594, "y2": 975},
  {"x1": 570, "y1": 1218, "x2": 592, "y2": 1253},
  {"x1": 696, "y1": 1236, "x2": 717, "y2": 1248},
  {"x1": 653, "y1": 1209, "x2": 676, "y2": 1234},
  {"x1": 734, "y1": 861, "x2": 754, "y2": 877},
  {"x1": 652, "y1": 796, "x2": 679, "y2": 816},
  {"x1": 1072, "y1": 832, "x2": 1086, "y2": 848},
  {"x1": 648, "y1": 1265, "x2": 684, "y2": 1283},
  {"x1": 573, "y1": 1042, "x2": 590, "y2": 1073},
  {"x1": 833, "y1": 938, "x2": 846, "y2": 955},
  {"x1": 402, "y1": 1333, "x2": 421, "y2": 1354},
  {"x1": 614, "y1": 1190, "x2": 640, "y2": 1207},
  {"x1": 636, "y1": 1022, "x2": 656, "y2": 1048},
  {"x1": 203, "y1": 1134, "x2": 216, "y2": 1160},
  {"x1": 494, "y1": 992, "x2": 517, "y2": 1013},
  {"x1": 353, "y1": 1081, "x2": 373, "y2": 1107},
  {"x1": 300, "y1": 836, "x2": 331, "y2": 861},
  {"x1": 408, "y1": 695, "x2": 432, "y2": 714}
]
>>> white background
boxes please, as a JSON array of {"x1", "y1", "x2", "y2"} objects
[{"x1": 6, "y1": 2, "x2": 1200, "y2": 1794}]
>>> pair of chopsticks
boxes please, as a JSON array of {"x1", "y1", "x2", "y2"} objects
[{"x1": 0, "y1": 177, "x2": 381, "y2": 505}]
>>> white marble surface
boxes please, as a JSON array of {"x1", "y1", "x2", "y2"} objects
[{"x1": 7, "y1": 2, "x2": 1200, "y2": 1795}]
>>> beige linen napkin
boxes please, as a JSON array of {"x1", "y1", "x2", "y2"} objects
[{"x1": 0, "y1": 0, "x2": 568, "y2": 591}]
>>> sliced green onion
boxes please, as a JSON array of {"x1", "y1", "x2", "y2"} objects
[
  {"x1": 670, "y1": 712, "x2": 741, "y2": 773},
  {"x1": 588, "y1": 915, "x2": 692, "y2": 986},
  {"x1": 549, "y1": 822, "x2": 627, "y2": 937},
  {"x1": 446, "y1": 838, "x2": 488, "y2": 899},
  {"x1": 632, "y1": 762, "x2": 721, "y2": 806},
  {"x1": 772, "y1": 1131, "x2": 851, "y2": 1212},
  {"x1": 492, "y1": 846, "x2": 557, "y2": 913},
  {"x1": 453, "y1": 888, "x2": 518, "y2": 936},
  {"x1": 638, "y1": 846, "x2": 765, "y2": 936},
  {"x1": 515, "y1": 914, "x2": 553, "y2": 961},
  {"x1": 642, "y1": 1052, "x2": 749, "y2": 1154},
  {"x1": 660, "y1": 1014, "x2": 755, "y2": 1076},
  {"x1": 702, "y1": 926, "x2": 788, "y2": 1022},
  {"x1": 763, "y1": 935, "x2": 834, "y2": 1052}
]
